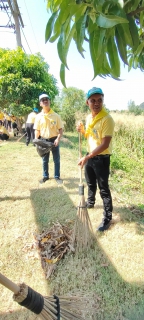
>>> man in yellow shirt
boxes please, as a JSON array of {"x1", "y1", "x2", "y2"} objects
[
  {"x1": 0, "y1": 124, "x2": 9, "y2": 141},
  {"x1": 34, "y1": 93, "x2": 63, "y2": 184},
  {"x1": 26, "y1": 108, "x2": 39, "y2": 146},
  {"x1": 0, "y1": 111, "x2": 4, "y2": 125},
  {"x1": 77, "y1": 87, "x2": 115, "y2": 232}
]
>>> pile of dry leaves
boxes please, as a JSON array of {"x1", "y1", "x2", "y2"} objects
[{"x1": 35, "y1": 222, "x2": 75, "y2": 279}]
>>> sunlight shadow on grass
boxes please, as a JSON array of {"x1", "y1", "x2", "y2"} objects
[
  {"x1": 0, "y1": 196, "x2": 30, "y2": 202},
  {"x1": 29, "y1": 186, "x2": 144, "y2": 320}
]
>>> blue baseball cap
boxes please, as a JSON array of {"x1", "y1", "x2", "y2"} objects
[
  {"x1": 39, "y1": 93, "x2": 50, "y2": 102},
  {"x1": 86, "y1": 87, "x2": 104, "y2": 99},
  {"x1": 33, "y1": 108, "x2": 39, "y2": 112}
]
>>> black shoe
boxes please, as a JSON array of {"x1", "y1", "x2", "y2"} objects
[
  {"x1": 55, "y1": 177, "x2": 63, "y2": 184},
  {"x1": 96, "y1": 220, "x2": 111, "y2": 232},
  {"x1": 39, "y1": 177, "x2": 49, "y2": 184},
  {"x1": 86, "y1": 202, "x2": 94, "y2": 209}
]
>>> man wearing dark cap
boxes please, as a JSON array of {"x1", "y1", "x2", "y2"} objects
[
  {"x1": 77, "y1": 87, "x2": 115, "y2": 232},
  {"x1": 34, "y1": 93, "x2": 63, "y2": 184}
]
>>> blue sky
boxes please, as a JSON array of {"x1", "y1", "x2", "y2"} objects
[{"x1": 0, "y1": 0, "x2": 144, "y2": 110}]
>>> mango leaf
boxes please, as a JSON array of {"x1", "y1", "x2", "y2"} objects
[
  {"x1": 115, "y1": 26, "x2": 128, "y2": 64},
  {"x1": 107, "y1": 35, "x2": 120, "y2": 77},
  {"x1": 68, "y1": 3, "x2": 87, "y2": 20},
  {"x1": 128, "y1": 0, "x2": 142, "y2": 12},
  {"x1": 93, "y1": 28, "x2": 106, "y2": 60},
  {"x1": 96, "y1": 13, "x2": 128, "y2": 28},
  {"x1": 117, "y1": 23, "x2": 133, "y2": 48},
  {"x1": 58, "y1": 1, "x2": 71, "y2": 24},
  {"x1": 89, "y1": 31, "x2": 99, "y2": 78},
  {"x1": 76, "y1": 12, "x2": 87, "y2": 57},
  {"x1": 88, "y1": 17, "x2": 97, "y2": 34},
  {"x1": 57, "y1": 23, "x2": 75, "y2": 69},
  {"x1": 102, "y1": 1, "x2": 112, "y2": 14},
  {"x1": 45, "y1": 11, "x2": 58, "y2": 43},
  {"x1": 47, "y1": 0, "x2": 63, "y2": 11},
  {"x1": 135, "y1": 42, "x2": 144, "y2": 56},
  {"x1": 49, "y1": 32, "x2": 60, "y2": 43},
  {"x1": 75, "y1": 5, "x2": 87, "y2": 22},
  {"x1": 127, "y1": 16, "x2": 139, "y2": 52},
  {"x1": 60, "y1": 63, "x2": 66, "y2": 87},
  {"x1": 57, "y1": 26, "x2": 68, "y2": 68},
  {"x1": 140, "y1": 11, "x2": 144, "y2": 28}
]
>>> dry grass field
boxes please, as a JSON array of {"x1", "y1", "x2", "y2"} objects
[{"x1": 0, "y1": 115, "x2": 144, "y2": 320}]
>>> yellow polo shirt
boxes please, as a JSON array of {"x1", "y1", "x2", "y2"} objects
[
  {"x1": 86, "y1": 114, "x2": 115, "y2": 154},
  {"x1": 26, "y1": 112, "x2": 37, "y2": 124},
  {"x1": 0, "y1": 125, "x2": 9, "y2": 136},
  {"x1": 34, "y1": 110, "x2": 63, "y2": 139},
  {"x1": 11, "y1": 116, "x2": 16, "y2": 122},
  {"x1": 0, "y1": 112, "x2": 4, "y2": 121}
]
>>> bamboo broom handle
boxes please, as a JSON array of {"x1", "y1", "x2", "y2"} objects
[
  {"x1": 79, "y1": 132, "x2": 82, "y2": 185},
  {"x1": 0, "y1": 273, "x2": 20, "y2": 294},
  {"x1": 16, "y1": 132, "x2": 27, "y2": 142}
]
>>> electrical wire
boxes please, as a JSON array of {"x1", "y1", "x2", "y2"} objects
[
  {"x1": 20, "y1": 25, "x2": 32, "y2": 53},
  {"x1": 23, "y1": 0, "x2": 40, "y2": 52}
]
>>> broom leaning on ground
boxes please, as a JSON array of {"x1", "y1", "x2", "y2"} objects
[
  {"x1": 73, "y1": 132, "x2": 93, "y2": 249},
  {"x1": 0, "y1": 273, "x2": 84, "y2": 320}
]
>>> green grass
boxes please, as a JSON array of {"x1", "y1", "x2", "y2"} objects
[{"x1": 0, "y1": 130, "x2": 144, "y2": 320}]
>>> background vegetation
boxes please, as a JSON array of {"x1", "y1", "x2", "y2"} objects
[{"x1": 0, "y1": 48, "x2": 58, "y2": 117}]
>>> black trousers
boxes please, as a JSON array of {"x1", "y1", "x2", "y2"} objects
[
  {"x1": 26, "y1": 123, "x2": 35, "y2": 145},
  {"x1": 85, "y1": 155, "x2": 113, "y2": 222}
]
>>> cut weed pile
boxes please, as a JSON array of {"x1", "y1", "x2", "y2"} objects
[{"x1": 0, "y1": 132, "x2": 144, "y2": 320}]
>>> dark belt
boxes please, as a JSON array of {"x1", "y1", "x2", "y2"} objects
[
  {"x1": 87, "y1": 153, "x2": 110, "y2": 159},
  {"x1": 44, "y1": 136, "x2": 57, "y2": 142}
]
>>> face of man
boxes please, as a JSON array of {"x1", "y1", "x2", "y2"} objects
[
  {"x1": 40, "y1": 97, "x2": 50, "y2": 111},
  {"x1": 86, "y1": 93, "x2": 103, "y2": 116}
]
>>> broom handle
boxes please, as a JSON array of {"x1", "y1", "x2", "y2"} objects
[
  {"x1": 0, "y1": 273, "x2": 20, "y2": 294},
  {"x1": 79, "y1": 132, "x2": 82, "y2": 185},
  {"x1": 16, "y1": 132, "x2": 27, "y2": 142}
]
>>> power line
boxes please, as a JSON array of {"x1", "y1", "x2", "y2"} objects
[
  {"x1": 23, "y1": 0, "x2": 40, "y2": 52},
  {"x1": 20, "y1": 26, "x2": 32, "y2": 54}
]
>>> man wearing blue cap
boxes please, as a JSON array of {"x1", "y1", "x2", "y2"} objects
[
  {"x1": 77, "y1": 87, "x2": 115, "y2": 232},
  {"x1": 25, "y1": 107, "x2": 39, "y2": 146},
  {"x1": 34, "y1": 93, "x2": 63, "y2": 184}
]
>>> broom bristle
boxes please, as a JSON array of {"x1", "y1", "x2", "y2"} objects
[
  {"x1": 13, "y1": 284, "x2": 85, "y2": 319},
  {"x1": 73, "y1": 194, "x2": 94, "y2": 249}
]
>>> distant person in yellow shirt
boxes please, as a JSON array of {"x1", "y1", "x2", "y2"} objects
[
  {"x1": 77, "y1": 87, "x2": 115, "y2": 232},
  {"x1": 0, "y1": 124, "x2": 9, "y2": 141},
  {"x1": 26, "y1": 108, "x2": 39, "y2": 146},
  {"x1": 34, "y1": 93, "x2": 63, "y2": 184},
  {"x1": 0, "y1": 111, "x2": 4, "y2": 125}
]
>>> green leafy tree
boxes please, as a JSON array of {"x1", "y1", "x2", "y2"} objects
[
  {"x1": 0, "y1": 48, "x2": 58, "y2": 116},
  {"x1": 45, "y1": 0, "x2": 144, "y2": 86},
  {"x1": 57, "y1": 87, "x2": 86, "y2": 131},
  {"x1": 128, "y1": 99, "x2": 143, "y2": 115}
]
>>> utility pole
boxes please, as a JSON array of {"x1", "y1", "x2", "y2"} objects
[{"x1": 7, "y1": 0, "x2": 24, "y2": 47}]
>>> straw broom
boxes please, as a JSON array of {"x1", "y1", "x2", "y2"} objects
[
  {"x1": 0, "y1": 272, "x2": 84, "y2": 319},
  {"x1": 73, "y1": 132, "x2": 93, "y2": 249}
]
